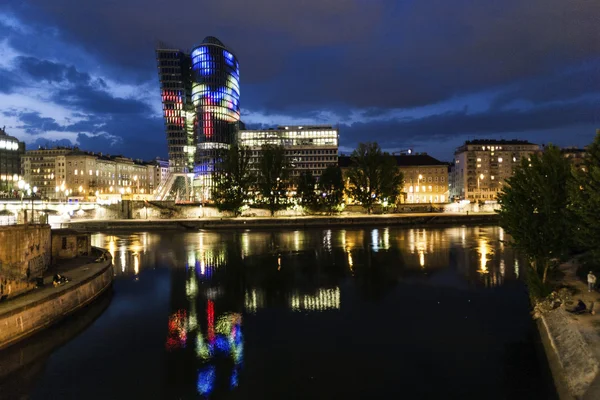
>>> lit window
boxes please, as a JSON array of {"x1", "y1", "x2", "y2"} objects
[
  {"x1": 477, "y1": 158, "x2": 481, "y2": 162},
  {"x1": 498, "y1": 157, "x2": 503, "y2": 163}
]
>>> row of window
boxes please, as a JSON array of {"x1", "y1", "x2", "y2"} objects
[{"x1": 407, "y1": 185, "x2": 446, "y2": 193}]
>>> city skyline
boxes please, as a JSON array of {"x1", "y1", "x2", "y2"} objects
[{"x1": 0, "y1": 0, "x2": 598, "y2": 163}]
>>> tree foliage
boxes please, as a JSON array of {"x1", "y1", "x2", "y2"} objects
[
  {"x1": 570, "y1": 131, "x2": 600, "y2": 262},
  {"x1": 346, "y1": 142, "x2": 404, "y2": 213},
  {"x1": 256, "y1": 144, "x2": 291, "y2": 216},
  {"x1": 295, "y1": 172, "x2": 318, "y2": 212},
  {"x1": 318, "y1": 165, "x2": 345, "y2": 214},
  {"x1": 211, "y1": 144, "x2": 255, "y2": 216},
  {"x1": 497, "y1": 145, "x2": 573, "y2": 296}
]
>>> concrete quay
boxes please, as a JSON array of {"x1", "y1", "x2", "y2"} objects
[
  {"x1": 537, "y1": 261, "x2": 600, "y2": 400},
  {"x1": 0, "y1": 248, "x2": 113, "y2": 350},
  {"x1": 63, "y1": 212, "x2": 499, "y2": 231}
]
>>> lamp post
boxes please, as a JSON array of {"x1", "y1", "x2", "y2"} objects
[
  {"x1": 477, "y1": 174, "x2": 484, "y2": 201},
  {"x1": 31, "y1": 186, "x2": 37, "y2": 223},
  {"x1": 418, "y1": 174, "x2": 423, "y2": 203}
]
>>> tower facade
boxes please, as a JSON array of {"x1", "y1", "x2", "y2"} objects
[
  {"x1": 156, "y1": 36, "x2": 240, "y2": 193},
  {"x1": 156, "y1": 47, "x2": 194, "y2": 173}
]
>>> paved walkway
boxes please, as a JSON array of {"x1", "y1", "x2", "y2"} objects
[
  {"x1": 558, "y1": 261, "x2": 600, "y2": 363},
  {"x1": 0, "y1": 255, "x2": 110, "y2": 317}
]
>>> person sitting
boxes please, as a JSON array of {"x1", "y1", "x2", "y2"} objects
[
  {"x1": 572, "y1": 299, "x2": 587, "y2": 314},
  {"x1": 53, "y1": 274, "x2": 69, "y2": 287}
]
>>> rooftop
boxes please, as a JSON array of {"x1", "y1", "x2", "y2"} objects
[
  {"x1": 463, "y1": 139, "x2": 537, "y2": 146},
  {"x1": 339, "y1": 153, "x2": 448, "y2": 168}
]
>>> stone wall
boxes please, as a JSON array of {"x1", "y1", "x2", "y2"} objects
[
  {"x1": 0, "y1": 256, "x2": 113, "y2": 350},
  {"x1": 0, "y1": 225, "x2": 51, "y2": 300}
]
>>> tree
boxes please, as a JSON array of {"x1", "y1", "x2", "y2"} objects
[
  {"x1": 256, "y1": 144, "x2": 290, "y2": 216},
  {"x1": 211, "y1": 144, "x2": 255, "y2": 217},
  {"x1": 295, "y1": 172, "x2": 318, "y2": 212},
  {"x1": 317, "y1": 165, "x2": 345, "y2": 214},
  {"x1": 570, "y1": 131, "x2": 600, "y2": 262},
  {"x1": 346, "y1": 142, "x2": 404, "y2": 213},
  {"x1": 497, "y1": 145, "x2": 573, "y2": 297}
]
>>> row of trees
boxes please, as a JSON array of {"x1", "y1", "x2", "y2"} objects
[
  {"x1": 211, "y1": 142, "x2": 404, "y2": 217},
  {"x1": 497, "y1": 132, "x2": 600, "y2": 299}
]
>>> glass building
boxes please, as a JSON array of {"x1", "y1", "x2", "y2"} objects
[
  {"x1": 156, "y1": 36, "x2": 240, "y2": 200},
  {"x1": 238, "y1": 125, "x2": 339, "y2": 178},
  {"x1": 0, "y1": 127, "x2": 25, "y2": 195}
]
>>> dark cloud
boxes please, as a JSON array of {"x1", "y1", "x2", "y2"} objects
[
  {"x1": 51, "y1": 86, "x2": 150, "y2": 115},
  {"x1": 29, "y1": 137, "x2": 73, "y2": 149},
  {"x1": 8, "y1": 0, "x2": 600, "y2": 110},
  {"x1": 2, "y1": 0, "x2": 599, "y2": 161},
  {"x1": 491, "y1": 61, "x2": 600, "y2": 109},
  {"x1": 0, "y1": 69, "x2": 18, "y2": 93},
  {"x1": 340, "y1": 100, "x2": 600, "y2": 149},
  {"x1": 17, "y1": 111, "x2": 63, "y2": 134}
]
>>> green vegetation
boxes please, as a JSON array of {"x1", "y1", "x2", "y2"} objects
[
  {"x1": 256, "y1": 144, "x2": 291, "y2": 216},
  {"x1": 295, "y1": 171, "x2": 318, "y2": 212},
  {"x1": 211, "y1": 144, "x2": 255, "y2": 217},
  {"x1": 570, "y1": 133, "x2": 600, "y2": 264},
  {"x1": 497, "y1": 145, "x2": 574, "y2": 298},
  {"x1": 317, "y1": 165, "x2": 345, "y2": 214},
  {"x1": 345, "y1": 142, "x2": 404, "y2": 213}
]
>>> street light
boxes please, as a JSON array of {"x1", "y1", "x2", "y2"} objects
[{"x1": 477, "y1": 174, "x2": 485, "y2": 200}]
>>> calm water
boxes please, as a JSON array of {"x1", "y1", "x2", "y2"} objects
[{"x1": 0, "y1": 226, "x2": 556, "y2": 400}]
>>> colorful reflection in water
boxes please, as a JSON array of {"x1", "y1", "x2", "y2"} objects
[
  {"x1": 89, "y1": 226, "x2": 524, "y2": 395},
  {"x1": 14, "y1": 227, "x2": 552, "y2": 400}
]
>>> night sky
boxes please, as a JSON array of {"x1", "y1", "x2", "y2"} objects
[{"x1": 1, "y1": 0, "x2": 598, "y2": 162}]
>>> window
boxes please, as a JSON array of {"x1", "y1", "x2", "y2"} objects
[{"x1": 61, "y1": 237, "x2": 67, "y2": 250}]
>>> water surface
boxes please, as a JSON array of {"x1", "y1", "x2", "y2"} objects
[{"x1": 0, "y1": 226, "x2": 555, "y2": 399}]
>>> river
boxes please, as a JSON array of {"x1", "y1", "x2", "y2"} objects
[{"x1": 0, "y1": 226, "x2": 556, "y2": 399}]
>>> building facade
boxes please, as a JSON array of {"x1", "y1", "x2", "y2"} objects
[
  {"x1": 0, "y1": 128, "x2": 25, "y2": 194},
  {"x1": 22, "y1": 148, "x2": 159, "y2": 202},
  {"x1": 451, "y1": 139, "x2": 540, "y2": 202},
  {"x1": 156, "y1": 46, "x2": 194, "y2": 173},
  {"x1": 398, "y1": 154, "x2": 449, "y2": 204},
  {"x1": 156, "y1": 36, "x2": 241, "y2": 186},
  {"x1": 338, "y1": 153, "x2": 449, "y2": 205},
  {"x1": 238, "y1": 125, "x2": 339, "y2": 178}
]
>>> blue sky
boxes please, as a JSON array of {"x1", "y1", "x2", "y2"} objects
[{"x1": 0, "y1": 0, "x2": 598, "y2": 162}]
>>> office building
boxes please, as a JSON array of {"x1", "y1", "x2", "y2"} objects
[
  {"x1": 0, "y1": 127, "x2": 25, "y2": 194},
  {"x1": 156, "y1": 36, "x2": 240, "y2": 196},
  {"x1": 238, "y1": 125, "x2": 339, "y2": 178},
  {"x1": 451, "y1": 139, "x2": 540, "y2": 201}
]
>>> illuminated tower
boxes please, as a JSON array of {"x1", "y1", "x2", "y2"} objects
[
  {"x1": 156, "y1": 46, "x2": 195, "y2": 173},
  {"x1": 190, "y1": 37, "x2": 241, "y2": 193},
  {"x1": 156, "y1": 37, "x2": 240, "y2": 197}
]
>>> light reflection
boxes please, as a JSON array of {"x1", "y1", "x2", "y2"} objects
[
  {"x1": 289, "y1": 287, "x2": 340, "y2": 312},
  {"x1": 515, "y1": 259, "x2": 520, "y2": 278},
  {"x1": 478, "y1": 237, "x2": 490, "y2": 275},
  {"x1": 383, "y1": 227, "x2": 390, "y2": 250},
  {"x1": 371, "y1": 229, "x2": 379, "y2": 252}
]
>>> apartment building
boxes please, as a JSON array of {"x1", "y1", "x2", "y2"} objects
[{"x1": 450, "y1": 139, "x2": 540, "y2": 201}]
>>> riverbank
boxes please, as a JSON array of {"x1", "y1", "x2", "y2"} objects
[
  {"x1": 537, "y1": 260, "x2": 600, "y2": 400},
  {"x1": 0, "y1": 248, "x2": 113, "y2": 350},
  {"x1": 63, "y1": 212, "x2": 498, "y2": 232}
]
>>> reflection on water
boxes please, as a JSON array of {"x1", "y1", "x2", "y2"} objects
[
  {"x1": 13, "y1": 226, "x2": 553, "y2": 399},
  {"x1": 92, "y1": 227, "x2": 535, "y2": 398}
]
